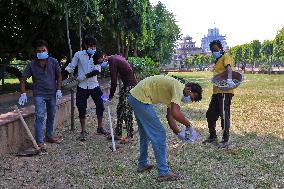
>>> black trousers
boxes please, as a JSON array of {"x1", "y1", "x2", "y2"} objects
[
  {"x1": 206, "y1": 93, "x2": 234, "y2": 141},
  {"x1": 76, "y1": 86, "x2": 105, "y2": 119}
]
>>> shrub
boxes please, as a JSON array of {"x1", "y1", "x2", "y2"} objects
[{"x1": 128, "y1": 57, "x2": 160, "y2": 81}]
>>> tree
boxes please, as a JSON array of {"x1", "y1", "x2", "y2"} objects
[
  {"x1": 229, "y1": 45, "x2": 243, "y2": 70},
  {"x1": 273, "y1": 27, "x2": 284, "y2": 66},
  {"x1": 250, "y1": 40, "x2": 261, "y2": 73},
  {"x1": 261, "y1": 40, "x2": 273, "y2": 74}
]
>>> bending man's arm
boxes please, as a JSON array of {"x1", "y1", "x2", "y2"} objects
[
  {"x1": 166, "y1": 107, "x2": 181, "y2": 135},
  {"x1": 170, "y1": 102, "x2": 191, "y2": 127}
]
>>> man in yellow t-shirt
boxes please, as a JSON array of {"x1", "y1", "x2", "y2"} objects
[
  {"x1": 203, "y1": 40, "x2": 235, "y2": 148},
  {"x1": 128, "y1": 75, "x2": 203, "y2": 182}
]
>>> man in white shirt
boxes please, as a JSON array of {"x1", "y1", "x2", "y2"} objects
[{"x1": 63, "y1": 37, "x2": 107, "y2": 141}]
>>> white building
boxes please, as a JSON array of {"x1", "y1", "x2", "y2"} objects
[{"x1": 201, "y1": 28, "x2": 228, "y2": 53}]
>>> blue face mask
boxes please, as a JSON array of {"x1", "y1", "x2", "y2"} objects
[
  {"x1": 181, "y1": 96, "x2": 192, "y2": 104},
  {"x1": 37, "y1": 52, "x2": 49, "y2": 59},
  {"x1": 213, "y1": 51, "x2": 222, "y2": 59},
  {"x1": 86, "y1": 48, "x2": 96, "y2": 55},
  {"x1": 101, "y1": 60, "x2": 108, "y2": 68}
]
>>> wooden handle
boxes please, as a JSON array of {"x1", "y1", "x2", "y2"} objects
[{"x1": 14, "y1": 105, "x2": 40, "y2": 151}]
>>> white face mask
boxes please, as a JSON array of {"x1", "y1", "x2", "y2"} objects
[{"x1": 181, "y1": 96, "x2": 192, "y2": 104}]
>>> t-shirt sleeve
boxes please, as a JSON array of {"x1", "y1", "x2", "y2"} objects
[
  {"x1": 223, "y1": 54, "x2": 233, "y2": 67},
  {"x1": 54, "y1": 59, "x2": 61, "y2": 74},
  {"x1": 22, "y1": 63, "x2": 32, "y2": 78},
  {"x1": 170, "y1": 82, "x2": 184, "y2": 106}
]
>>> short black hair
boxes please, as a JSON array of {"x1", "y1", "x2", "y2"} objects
[
  {"x1": 93, "y1": 51, "x2": 103, "y2": 64},
  {"x1": 84, "y1": 37, "x2": 97, "y2": 46},
  {"x1": 34, "y1": 40, "x2": 48, "y2": 49},
  {"x1": 186, "y1": 82, "x2": 203, "y2": 101},
  {"x1": 209, "y1": 40, "x2": 223, "y2": 51}
]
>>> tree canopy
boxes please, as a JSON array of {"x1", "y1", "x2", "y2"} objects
[{"x1": 0, "y1": 0, "x2": 181, "y2": 64}]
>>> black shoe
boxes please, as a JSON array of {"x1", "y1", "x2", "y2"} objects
[
  {"x1": 218, "y1": 140, "x2": 230, "y2": 149},
  {"x1": 78, "y1": 131, "x2": 89, "y2": 141},
  {"x1": 97, "y1": 127, "x2": 109, "y2": 135},
  {"x1": 202, "y1": 136, "x2": 218, "y2": 144}
]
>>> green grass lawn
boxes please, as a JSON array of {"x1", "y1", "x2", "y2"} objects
[
  {"x1": 0, "y1": 78, "x2": 32, "y2": 85},
  {"x1": 1, "y1": 72, "x2": 283, "y2": 189}
]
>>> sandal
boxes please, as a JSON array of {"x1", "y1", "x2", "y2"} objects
[
  {"x1": 107, "y1": 134, "x2": 122, "y2": 141},
  {"x1": 137, "y1": 164, "x2": 154, "y2": 173},
  {"x1": 97, "y1": 127, "x2": 110, "y2": 135},
  {"x1": 119, "y1": 137, "x2": 130, "y2": 144},
  {"x1": 157, "y1": 171, "x2": 184, "y2": 182}
]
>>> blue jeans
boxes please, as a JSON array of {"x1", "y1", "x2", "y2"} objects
[
  {"x1": 34, "y1": 96, "x2": 56, "y2": 144},
  {"x1": 128, "y1": 94, "x2": 169, "y2": 176}
]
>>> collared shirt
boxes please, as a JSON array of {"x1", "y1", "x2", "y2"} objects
[
  {"x1": 130, "y1": 75, "x2": 185, "y2": 107},
  {"x1": 109, "y1": 55, "x2": 137, "y2": 98},
  {"x1": 65, "y1": 50, "x2": 101, "y2": 89},
  {"x1": 213, "y1": 53, "x2": 234, "y2": 94},
  {"x1": 22, "y1": 57, "x2": 61, "y2": 97}
]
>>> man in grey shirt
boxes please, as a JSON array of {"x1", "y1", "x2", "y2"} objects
[{"x1": 19, "y1": 40, "x2": 62, "y2": 150}]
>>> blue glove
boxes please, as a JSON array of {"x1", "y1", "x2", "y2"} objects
[
  {"x1": 227, "y1": 79, "x2": 236, "y2": 88},
  {"x1": 188, "y1": 128, "x2": 198, "y2": 142},
  {"x1": 178, "y1": 128, "x2": 186, "y2": 140},
  {"x1": 101, "y1": 92, "x2": 111, "y2": 106},
  {"x1": 178, "y1": 127, "x2": 198, "y2": 142}
]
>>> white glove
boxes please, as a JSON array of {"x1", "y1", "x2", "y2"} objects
[
  {"x1": 227, "y1": 79, "x2": 236, "y2": 88},
  {"x1": 77, "y1": 74, "x2": 86, "y2": 82},
  {"x1": 56, "y1": 90, "x2": 62, "y2": 99},
  {"x1": 18, "y1": 93, "x2": 27, "y2": 105}
]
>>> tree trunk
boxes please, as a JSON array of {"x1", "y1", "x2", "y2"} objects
[
  {"x1": 117, "y1": 32, "x2": 121, "y2": 54},
  {"x1": 133, "y1": 40, "x2": 138, "y2": 57},
  {"x1": 121, "y1": 35, "x2": 125, "y2": 57},
  {"x1": 65, "y1": 7, "x2": 73, "y2": 61},
  {"x1": 124, "y1": 35, "x2": 130, "y2": 58},
  {"x1": 65, "y1": 5, "x2": 75, "y2": 131},
  {"x1": 79, "y1": 19, "x2": 82, "y2": 51},
  {"x1": 268, "y1": 56, "x2": 272, "y2": 75}
]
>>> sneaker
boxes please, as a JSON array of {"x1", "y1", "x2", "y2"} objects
[
  {"x1": 43, "y1": 136, "x2": 62, "y2": 144},
  {"x1": 137, "y1": 164, "x2": 154, "y2": 173},
  {"x1": 78, "y1": 131, "x2": 89, "y2": 141},
  {"x1": 218, "y1": 140, "x2": 230, "y2": 149},
  {"x1": 202, "y1": 136, "x2": 218, "y2": 144},
  {"x1": 157, "y1": 171, "x2": 184, "y2": 182},
  {"x1": 97, "y1": 127, "x2": 109, "y2": 135}
]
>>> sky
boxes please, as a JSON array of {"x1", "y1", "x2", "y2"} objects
[{"x1": 149, "y1": 0, "x2": 284, "y2": 47}]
